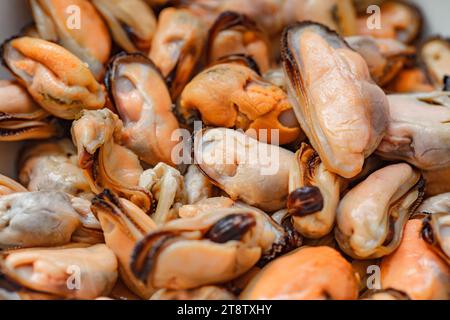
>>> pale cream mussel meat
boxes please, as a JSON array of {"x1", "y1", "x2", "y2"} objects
[
  {"x1": 149, "y1": 7, "x2": 206, "y2": 99},
  {"x1": 418, "y1": 193, "x2": 450, "y2": 264},
  {"x1": 0, "y1": 80, "x2": 60, "y2": 141},
  {"x1": 240, "y1": 246, "x2": 359, "y2": 300},
  {"x1": 376, "y1": 91, "x2": 450, "y2": 170},
  {"x1": 0, "y1": 243, "x2": 118, "y2": 299},
  {"x1": 356, "y1": 0, "x2": 422, "y2": 44},
  {"x1": 29, "y1": 0, "x2": 111, "y2": 79},
  {"x1": 105, "y1": 53, "x2": 180, "y2": 166},
  {"x1": 71, "y1": 108, "x2": 152, "y2": 212},
  {"x1": 281, "y1": 21, "x2": 389, "y2": 178},
  {"x1": 335, "y1": 163, "x2": 425, "y2": 259},
  {"x1": 178, "y1": 197, "x2": 235, "y2": 219},
  {"x1": 381, "y1": 218, "x2": 449, "y2": 300},
  {"x1": 193, "y1": 128, "x2": 293, "y2": 212},
  {"x1": 420, "y1": 37, "x2": 450, "y2": 89},
  {"x1": 139, "y1": 163, "x2": 187, "y2": 225},
  {"x1": 183, "y1": 165, "x2": 216, "y2": 206},
  {"x1": 286, "y1": 143, "x2": 341, "y2": 239},
  {"x1": 91, "y1": 189, "x2": 157, "y2": 299},
  {"x1": 93, "y1": 0, "x2": 156, "y2": 53},
  {"x1": 206, "y1": 11, "x2": 271, "y2": 72},
  {"x1": 151, "y1": 286, "x2": 236, "y2": 300},
  {"x1": 346, "y1": 36, "x2": 415, "y2": 86},
  {"x1": 18, "y1": 138, "x2": 93, "y2": 198},
  {"x1": 360, "y1": 288, "x2": 411, "y2": 300},
  {"x1": 180, "y1": 61, "x2": 301, "y2": 145},
  {"x1": 0, "y1": 191, "x2": 103, "y2": 249},
  {"x1": 130, "y1": 203, "x2": 300, "y2": 290},
  {"x1": 2, "y1": 37, "x2": 106, "y2": 120},
  {"x1": 0, "y1": 191, "x2": 79, "y2": 249}
]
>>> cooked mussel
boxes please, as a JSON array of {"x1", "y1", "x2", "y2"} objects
[
  {"x1": 240, "y1": 246, "x2": 359, "y2": 300},
  {"x1": 18, "y1": 139, "x2": 93, "y2": 198},
  {"x1": 361, "y1": 288, "x2": 410, "y2": 300},
  {"x1": 287, "y1": 143, "x2": 341, "y2": 238},
  {"x1": 0, "y1": 174, "x2": 27, "y2": 196},
  {"x1": 149, "y1": 7, "x2": 206, "y2": 98},
  {"x1": 356, "y1": 0, "x2": 422, "y2": 44},
  {"x1": 193, "y1": 128, "x2": 293, "y2": 212},
  {"x1": 183, "y1": 165, "x2": 216, "y2": 205},
  {"x1": 0, "y1": 191, "x2": 80, "y2": 249},
  {"x1": 207, "y1": 11, "x2": 270, "y2": 72},
  {"x1": 419, "y1": 194, "x2": 450, "y2": 264},
  {"x1": 335, "y1": 163, "x2": 424, "y2": 259},
  {"x1": 284, "y1": 0, "x2": 357, "y2": 36},
  {"x1": 105, "y1": 53, "x2": 180, "y2": 166},
  {"x1": 151, "y1": 286, "x2": 236, "y2": 300},
  {"x1": 29, "y1": 0, "x2": 111, "y2": 79},
  {"x1": 377, "y1": 92, "x2": 450, "y2": 170},
  {"x1": 385, "y1": 67, "x2": 434, "y2": 93},
  {"x1": 0, "y1": 244, "x2": 118, "y2": 299},
  {"x1": 2, "y1": 37, "x2": 106, "y2": 119},
  {"x1": 381, "y1": 218, "x2": 449, "y2": 299},
  {"x1": 281, "y1": 22, "x2": 389, "y2": 178},
  {"x1": 71, "y1": 109, "x2": 152, "y2": 212},
  {"x1": 93, "y1": 0, "x2": 156, "y2": 53},
  {"x1": 180, "y1": 62, "x2": 301, "y2": 145},
  {"x1": 91, "y1": 190, "x2": 157, "y2": 299},
  {"x1": 139, "y1": 163, "x2": 187, "y2": 225},
  {"x1": 346, "y1": 36, "x2": 414, "y2": 86},
  {"x1": 130, "y1": 203, "x2": 298, "y2": 289},
  {"x1": 0, "y1": 80, "x2": 60, "y2": 141},
  {"x1": 420, "y1": 37, "x2": 450, "y2": 89}
]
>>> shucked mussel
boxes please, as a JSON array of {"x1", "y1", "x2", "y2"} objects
[
  {"x1": 282, "y1": 22, "x2": 389, "y2": 178},
  {"x1": 0, "y1": 80, "x2": 60, "y2": 141},
  {"x1": 2, "y1": 37, "x2": 106, "y2": 120},
  {"x1": 105, "y1": 53, "x2": 180, "y2": 166}
]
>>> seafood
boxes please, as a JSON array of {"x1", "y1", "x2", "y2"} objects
[
  {"x1": 346, "y1": 36, "x2": 414, "y2": 86},
  {"x1": 183, "y1": 165, "x2": 216, "y2": 205},
  {"x1": 105, "y1": 53, "x2": 180, "y2": 166},
  {"x1": 0, "y1": 174, "x2": 27, "y2": 196},
  {"x1": 385, "y1": 67, "x2": 434, "y2": 93},
  {"x1": 18, "y1": 139, "x2": 93, "y2": 198},
  {"x1": 376, "y1": 92, "x2": 450, "y2": 170},
  {"x1": 0, "y1": 244, "x2": 118, "y2": 299},
  {"x1": 178, "y1": 197, "x2": 235, "y2": 219},
  {"x1": 71, "y1": 109, "x2": 152, "y2": 212},
  {"x1": 180, "y1": 62, "x2": 301, "y2": 145},
  {"x1": 361, "y1": 288, "x2": 410, "y2": 300},
  {"x1": 335, "y1": 163, "x2": 424, "y2": 259},
  {"x1": 381, "y1": 219, "x2": 449, "y2": 300},
  {"x1": 419, "y1": 194, "x2": 450, "y2": 263},
  {"x1": 151, "y1": 286, "x2": 235, "y2": 300},
  {"x1": 2, "y1": 37, "x2": 106, "y2": 119},
  {"x1": 0, "y1": 80, "x2": 60, "y2": 141},
  {"x1": 91, "y1": 190, "x2": 157, "y2": 299},
  {"x1": 0, "y1": 191, "x2": 80, "y2": 249},
  {"x1": 193, "y1": 128, "x2": 293, "y2": 212},
  {"x1": 283, "y1": 0, "x2": 357, "y2": 36},
  {"x1": 207, "y1": 11, "x2": 271, "y2": 72},
  {"x1": 356, "y1": 0, "x2": 422, "y2": 44},
  {"x1": 282, "y1": 22, "x2": 389, "y2": 178},
  {"x1": 240, "y1": 246, "x2": 358, "y2": 300},
  {"x1": 139, "y1": 163, "x2": 187, "y2": 225},
  {"x1": 131, "y1": 203, "x2": 301, "y2": 289},
  {"x1": 93, "y1": 0, "x2": 156, "y2": 53},
  {"x1": 423, "y1": 167, "x2": 450, "y2": 198},
  {"x1": 287, "y1": 143, "x2": 341, "y2": 238},
  {"x1": 29, "y1": 0, "x2": 111, "y2": 79},
  {"x1": 420, "y1": 37, "x2": 450, "y2": 89},
  {"x1": 149, "y1": 7, "x2": 206, "y2": 98}
]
